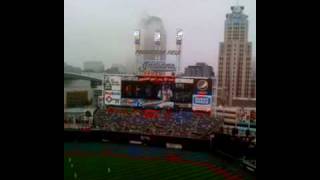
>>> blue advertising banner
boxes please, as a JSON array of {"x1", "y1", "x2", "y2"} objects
[{"x1": 192, "y1": 95, "x2": 212, "y2": 112}]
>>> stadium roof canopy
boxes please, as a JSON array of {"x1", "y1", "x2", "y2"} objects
[{"x1": 64, "y1": 72, "x2": 102, "y2": 82}]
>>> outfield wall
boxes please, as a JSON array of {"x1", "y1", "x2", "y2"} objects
[
  {"x1": 64, "y1": 129, "x2": 254, "y2": 158},
  {"x1": 64, "y1": 129, "x2": 210, "y2": 151}
]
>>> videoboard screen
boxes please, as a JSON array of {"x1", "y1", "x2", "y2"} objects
[
  {"x1": 121, "y1": 81, "x2": 174, "y2": 101},
  {"x1": 121, "y1": 80, "x2": 174, "y2": 109},
  {"x1": 174, "y1": 83, "x2": 193, "y2": 103}
]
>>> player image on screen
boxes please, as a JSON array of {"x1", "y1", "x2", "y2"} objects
[
  {"x1": 121, "y1": 80, "x2": 174, "y2": 109},
  {"x1": 157, "y1": 84, "x2": 173, "y2": 101},
  {"x1": 124, "y1": 85, "x2": 132, "y2": 97},
  {"x1": 145, "y1": 85, "x2": 153, "y2": 98}
]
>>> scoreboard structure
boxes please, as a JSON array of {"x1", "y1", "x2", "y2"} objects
[
  {"x1": 134, "y1": 29, "x2": 184, "y2": 75},
  {"x1": 103, "y1": 74, "x2": 214, "y2": 113}
]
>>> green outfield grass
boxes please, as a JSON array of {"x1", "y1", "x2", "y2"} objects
[
  {"x1": 65, "y1": 156, "x2": 229, "y2": 180},
  {"x1": 64, "y1": 143, "x2": 254, "y2": 180}
]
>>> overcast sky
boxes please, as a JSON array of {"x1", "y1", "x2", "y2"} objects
[{"x1": 64, "y1": 0, "x2": 256, "y2": 72}]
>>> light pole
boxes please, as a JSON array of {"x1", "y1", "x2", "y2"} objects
[
  {"x1": 176, "y1": 29, "x2": 183, "y2": 75},
  {"x1": 134, "y1": 30, "x2": 141, "y2": 75}
]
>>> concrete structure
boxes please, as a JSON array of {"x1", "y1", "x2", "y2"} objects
[
  {"x1": 105, "y1": 67, "x2": 121, "y2": 74},
  {"x1": 83, "y1": 61, "x2": 105, "y2": 73},
  {"x1": 64, "y1": 72, "x2": 102, "y2": 108},
  {"x1": 217, "y1": 6, "x2": 253, "y2": 106},
  {"x1": 216, "y1": 106, "x2": 256, "y2": 122},
  {"x1": 106, "y1": 64, "x2": 127, "y2": 74},
  {"x1": 64, "y1": 72, "x2": 102, "y2": 81},
  {"x1": 184, "y1": 62, "x2": 215, "y2": 78},
  {"x1": 64, "y1": 62, "x2": 82, "y2": 74},
  {"x1": 64, "y1": 107, "x2": 95, "y2": 128},
  {"x1": 216, "y1": 106, "x2": 256, "y2": 136},
  {"x1": 231, "y1": 98, "x2": 256, "y2": 107},
  {"x1": 216, "y1": 106, "x2": 239, "y2": 124}
]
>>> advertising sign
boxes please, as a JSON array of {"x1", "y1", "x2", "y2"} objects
[
  {"x1": 167, "y1": 50, "x2": 181, "y2": 55},
  {"x1": 194, "y1": 79, "x2": 212, "y2": 95},
  {"x1": 135, "y1": 50, "x2": 180, "y2": 55},
  {"x1": 121, "y1": 98, "x2": 174, "y2": 109},
  {"x1": 192, "y1": 95, "x2": 212, "y2": 112},
  {"x1": 105, "y1": 90, "x2": 121, "y2": 105},
  {"x1": 140, "y1": 60, "x2": 176, "y2": 72},
  {"x1": 138, "y1": 75, "x2": 175, "y2": 83},
  {"x1": 121, "y1": 98, "x2": 143, "y2": 107},
  {"x1": 135, "y1": 50, "x2": 166, "y2": 55},
  {"x1": 105, "y1": 76, "x2": 121, "y2": 91},
  {"x1": 175, "y1": 103, "x2": 192, "y2": 109},
  {"x1": 175, "y1": 78, "x2": 193, "y2": 84}
]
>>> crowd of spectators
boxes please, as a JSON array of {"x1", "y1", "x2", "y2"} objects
[{"x1": 93, "y1": 107, "x2": 216, "y2": 139}]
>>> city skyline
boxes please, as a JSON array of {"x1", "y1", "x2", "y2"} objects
[{"x1": 64, "y1": 0, "x2": 256, "y2": 73}]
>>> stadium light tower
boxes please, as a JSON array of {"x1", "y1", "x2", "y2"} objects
[
  {"x1": 134, "y1": 30, "x2": 141, "y2": 74},
  {"x1": 154, "y1": 31, "x2": 161, "y2": 61},
  {"x1": 176, "y1": 29, "x2": 183, "y2": 74}
]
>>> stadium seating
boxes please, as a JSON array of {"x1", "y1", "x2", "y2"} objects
[{"x1": 92, "y1": 107, "x2": 216, "y2": 139}]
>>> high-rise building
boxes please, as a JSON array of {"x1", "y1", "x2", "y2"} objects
[
  {"x1": 217, "y1": 6, "x2": 253, "y2": 106},
  {"x1": 184, "y1": 62, "x2": 215, "y2": 78},
  {"x1": 140, "y1": 16, "x2": 167, "y2": 61},
  {"x1": 250, "y1": 59, "x2": 256, "y2": 98}
]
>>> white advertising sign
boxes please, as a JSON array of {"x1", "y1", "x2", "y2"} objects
[
  {"x1": 104, "y1": 90, "x2": 121, "y2": 105},
  {"x1": 175, "y1": 78, "x2": 194, "y2": 84},
  {"x1": 105, "y1": 76, "x2": 121, "y2": 91}
]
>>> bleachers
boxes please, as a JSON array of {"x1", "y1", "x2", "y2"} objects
[{"x1": 92, "y1": 107, "x2": 216, "y2": 139}]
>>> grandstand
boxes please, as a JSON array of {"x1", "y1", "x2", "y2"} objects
[
  {"x1": 92, "y1": 107, "x2": 216, "y2": 140},
  {"x1": 64, "y1": 74, "x2": 255, "y2": 179}
]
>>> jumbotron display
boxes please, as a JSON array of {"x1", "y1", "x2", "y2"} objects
[{"x1": 104, "y1": 74, "x2": 213, "y2": 112}]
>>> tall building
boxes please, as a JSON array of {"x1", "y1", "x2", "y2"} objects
[
  {"x1": 217, "y1": 6, "x2": 253, "y2": 106},
  {"x1": 83, "y1": 61, "x2": 105, "y2": 73},
  {"x1": 184, "y1": 62, "x2": 215, "y2": 78},
  {"x1": 140, "y1": 16, "x2": 167, "y2": 61},
  {"x1": 250, "y1": 59, "x2": 256, "y2": 98}
]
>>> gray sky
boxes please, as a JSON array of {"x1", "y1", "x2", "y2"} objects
[{"x1": 64, "y1": 0, "x2": 256, "y2": 72}]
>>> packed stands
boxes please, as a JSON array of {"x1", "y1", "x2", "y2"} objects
[{"x1": 92, "y1": 107, "x2": 216, "y2": 139}]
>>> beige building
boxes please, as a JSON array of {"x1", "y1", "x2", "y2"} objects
[
  {"x1": 217, "y1": 6, "x2": 254, "y2": 106},
  {"x1": 250, "y1": 59, "x2": 256, "y2": 99}
]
